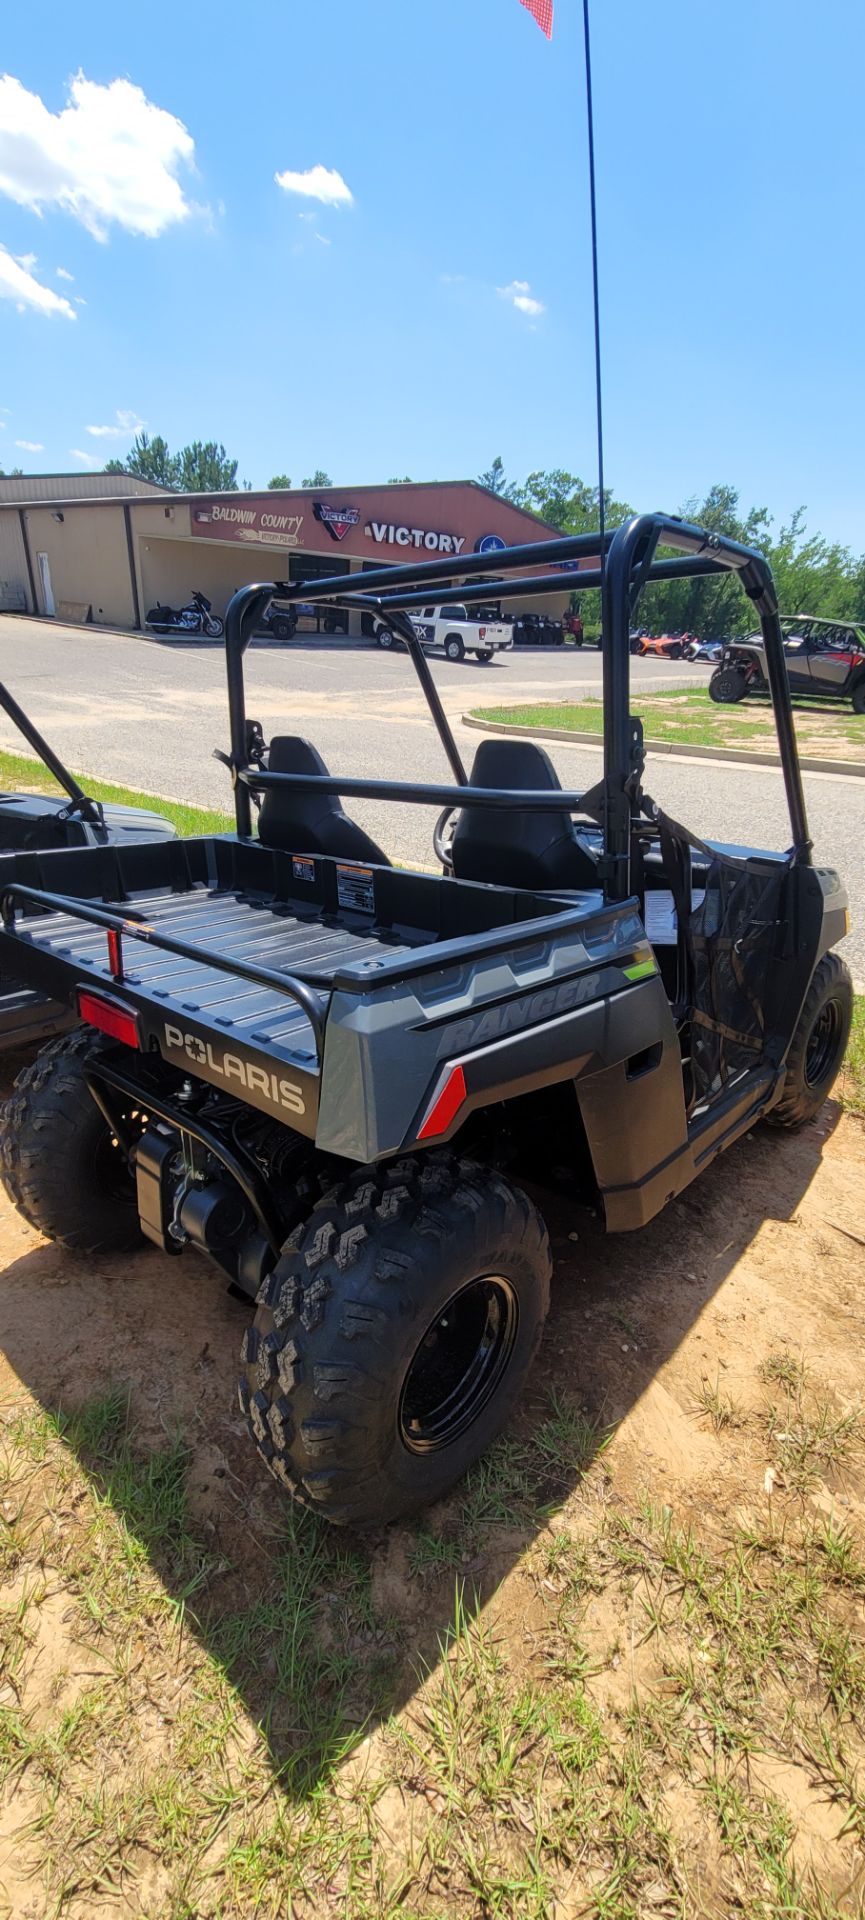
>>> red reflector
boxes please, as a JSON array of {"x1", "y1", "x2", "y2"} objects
[
  {"x1": 77, "y1": 991, "x2": 140, "y2": 1049},
  {"x1": 417, "y1": 1063, "x2": 467, "y2": 1140},
  {"x1": 107, "y1": 927, "x2": 123, "y2": 980}
]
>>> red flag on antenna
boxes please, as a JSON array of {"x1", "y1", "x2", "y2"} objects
[{"x1": 519, "y1": 0, "x2": 553, "y2": 35}]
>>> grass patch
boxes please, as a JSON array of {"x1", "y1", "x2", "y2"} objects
[
  {"x1": 0, "y1": 745, "x2": 230, "y2": 839},
  {"x1": 470, "y1": 685, "x2": 865, "y2": 760},
  {"x1": 839, "y1": 994, "x2": 865, "y2": 1116},
  {"x1": 3, "y1": 1368, "x2": 865, "y2": 1916}
]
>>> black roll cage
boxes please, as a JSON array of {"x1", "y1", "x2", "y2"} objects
[{"x1": 223, "y1": 512, "x2": 811, "y2": 902}]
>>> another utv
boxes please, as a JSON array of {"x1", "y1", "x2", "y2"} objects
[
  {"x1": 0, "y1": 679, "x2": 174, "y2": 1051},
  {"x1": 710, "y1": 614, "x2": 865, "y2": 710}
]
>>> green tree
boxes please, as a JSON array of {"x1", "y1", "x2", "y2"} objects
[
  {"x1": 268, "y1": 473, "x2": 292, "y2": 490},
  {"x1": 107, "y1": 431, "x2": 179, "y2": 489},
  {"x1": 302, "y1": 469, "x2": 331, "y2": 488},
  {"x1": 494, "y1": 463, "x2": 865, "y2": 636},
  {"x1": 0, "y1": 466, "x2": 24, "y2": 477},
  {"x1": 388, "y1": 475, "x2": 413, "y2": 484},
  {"x1": 478, "y1": 456, "x2": 507, "y2": 495},
  {"x1": 176, "y1": 441, "x2": 239, "y2": 492}
]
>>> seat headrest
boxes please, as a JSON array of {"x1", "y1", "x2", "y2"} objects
[
  {"x1": 267, "y1": 735, "x2": 328, "y2": 777},
  {"x1": 469, "y1": 738, "x2": 563, "y2": 792}
]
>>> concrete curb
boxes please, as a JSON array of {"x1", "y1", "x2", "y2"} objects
[{"x1": 462, "y1": 713, "x2": 865, "y2": 780}]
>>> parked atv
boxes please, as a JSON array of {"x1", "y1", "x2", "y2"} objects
[
  {"x1": 0, "y1": 513, "x2": 851, "y2": 1530},
  {"x1": 710, "y1": 616, "x2": 865, "y2": 710},
  {"x1": 145, "y1": 590, "x2": 224, "y2": 641},
  {"x1": 0, "y1": 679, "x2": 175, "y2": 1050}
]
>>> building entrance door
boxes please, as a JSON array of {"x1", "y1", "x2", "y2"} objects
[{"x1": 36, "y1": 552, "x2": 56, "y2": 616}]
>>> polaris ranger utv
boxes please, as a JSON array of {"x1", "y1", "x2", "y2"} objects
[{"x1": 0, "y1": 513, "x2": 852, "y2": 1527}]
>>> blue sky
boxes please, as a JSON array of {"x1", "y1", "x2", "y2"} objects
[{"x1": 0, "y1": 0, "x2": 863, "y2": 547}]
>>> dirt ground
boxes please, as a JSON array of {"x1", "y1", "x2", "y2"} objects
[{"x1": 0, "y1": 1080, "x2": 864, "y2": 1917}]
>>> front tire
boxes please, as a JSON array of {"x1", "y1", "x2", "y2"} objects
[
  {"x1": 0, "y1": 1030, "x2": 144, "y2": 1254},
  {"x1": 709, "y1": 666, "x2": 748, "y2": 704},
  {"x1": 238, "y1": 1155, "x2": 551, "y2": 1528},
  {"x1": 852, "y1": 679, "x2": 865, "y2": 716},
  {"x1": 667, "y1": 642, "x2": 683, "y2": 660},
  {"x1": 767, "y1": 953, "x2": 853, "y2": 1130},
  {"x1": 205, "y1": 616, "x2": 224, "y2": 639},
  {"x1": 376, "y1": 626, "x2": 395, "y2": 650}
]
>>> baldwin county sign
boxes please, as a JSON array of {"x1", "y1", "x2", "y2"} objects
[{"x1": 191, "y1": 503, "x2": 304, "y2": 549}]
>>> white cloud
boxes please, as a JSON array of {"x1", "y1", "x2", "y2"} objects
[
  {"x1": 15, "y1": 250, "x2": 37, "y2": 269},
  {"x1": 15, "y1": 438, "x2": 44, "y2": 451},
  {"x1": 497, "y1": 278, "x2": 545, "y2": 318},
  {"x1": 274, "y1": 163, "x2": 353, "y2": 207},
  {"x1": 315, "y1": 232, "x2": 331, "y2": 247},
  {"x1": 85, "y1": 408, "x2": 144, "y2": 440},
  {"x1": 0, "y1": 71, "x2": 196, "y2": 240},
  {"x1": 56, "y1": 265, "x2": 74, "y2": 280},
  {"x1": 70, "y1": 447, "x2": 98, "y2": 464},
  {"x1": 0, "y1": 245, "x2": 76, "y2": 318},
  {"x1": 74, "y1": 295, "x2": 86, "y2": 306}
]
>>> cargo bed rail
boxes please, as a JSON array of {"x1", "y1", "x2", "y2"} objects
[{"x1": 0, "y1": 882, "x2": 327, "y2": 1062}]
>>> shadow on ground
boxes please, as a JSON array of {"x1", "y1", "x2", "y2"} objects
[{"x1": 0, "y1": 1043, "x2": 841, "y2": 1800}]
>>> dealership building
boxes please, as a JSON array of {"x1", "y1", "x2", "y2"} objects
[{"x1": 0, "y1": 475, "x2": 577, "y2": 636}]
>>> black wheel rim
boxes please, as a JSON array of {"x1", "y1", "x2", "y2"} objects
[
  {"x1": 804, "y1": 999, "x2": 844, "y2": 1088},
  {"x1": 399, "y1": 1276, "x2": 519, "y2": 1454}
]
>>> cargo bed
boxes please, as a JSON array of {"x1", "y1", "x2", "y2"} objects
[{"x1": 0, "y1": 834, "x2": 612, "y2": 1135}]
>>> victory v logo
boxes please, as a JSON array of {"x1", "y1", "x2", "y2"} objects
[{"x1": 313, "y1": 501, "x2": 361, "y2": 542}]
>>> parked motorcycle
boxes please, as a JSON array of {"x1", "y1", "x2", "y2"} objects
[{"x1": 145, "y1": 590, "x2": 224, "y2": 640}]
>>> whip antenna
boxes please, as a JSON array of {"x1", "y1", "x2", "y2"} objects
[{"x1": 581, "y1": 0, "x2": 606, "y2": 610}]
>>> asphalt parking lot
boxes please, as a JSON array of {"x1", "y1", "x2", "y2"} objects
[{"x1": 0, "y1": 616, "x2": 862, "y2": 984}]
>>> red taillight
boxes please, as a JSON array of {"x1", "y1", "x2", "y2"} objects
[
  {"x1": 417, "y1": 1063, "x2": 467, "y2": 1140},
  {"x1": 77, "y1": 990, "x2": 140, "y2": 1049},
  {"x1": 479, "y1": 626, "x2": 486, "y2": 639}
]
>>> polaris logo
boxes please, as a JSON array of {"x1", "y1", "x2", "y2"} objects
[
  {"x1": 163, "y1": 1024, "x2": 305, "y2": 1116},
  {"x1": 313, "y1": 501, "x2": 360, "y2": 542}
]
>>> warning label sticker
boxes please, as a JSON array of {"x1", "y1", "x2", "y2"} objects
[
  {"x1": 336, "y1": 864, "x2": 375, "y2": 915},
  {"x1": 291, "y1": 856, "x2": 316, "y2": 884}
]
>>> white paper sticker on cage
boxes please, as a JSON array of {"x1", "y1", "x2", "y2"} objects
[
  {"x1": 644, "y1": 888, "x2": 706, "y2": 945},
  {"x1": 336, "y1": 864, "x2": 375, "y2": 915}
]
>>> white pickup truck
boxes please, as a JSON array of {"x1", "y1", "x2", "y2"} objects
[{"x1": 376, "y1": 602, "x2": 513, "y2": 664}]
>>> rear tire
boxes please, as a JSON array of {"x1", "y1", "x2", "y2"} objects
[
  {"x1": 476, "y1": 650, "x2": 493, "y2": 664},
  {"x1": 0, "y1": 1030, "x2": 144, "y2": 1254},
  {"x1": 667, "y1": 642, "x2": 683, "y2": 660},
  {"x1": 376, "y1": 626, "x2": 395, "y2": 649},
  {"x1": 852, "y1": 680, "x2": 865, "y2": 716},
  {"x1": 445, "y1": 635, "x2": 465, "y2": 662},
  {"x1": 766, "y1": 953, "x2": 853, "y2": 1130},
  {"x1": 709, "y1": 666, "x2": 748, "y2": 704},
  {"x1": 238, "y1": 1154, "x2": 551, "y2": 1528}
]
